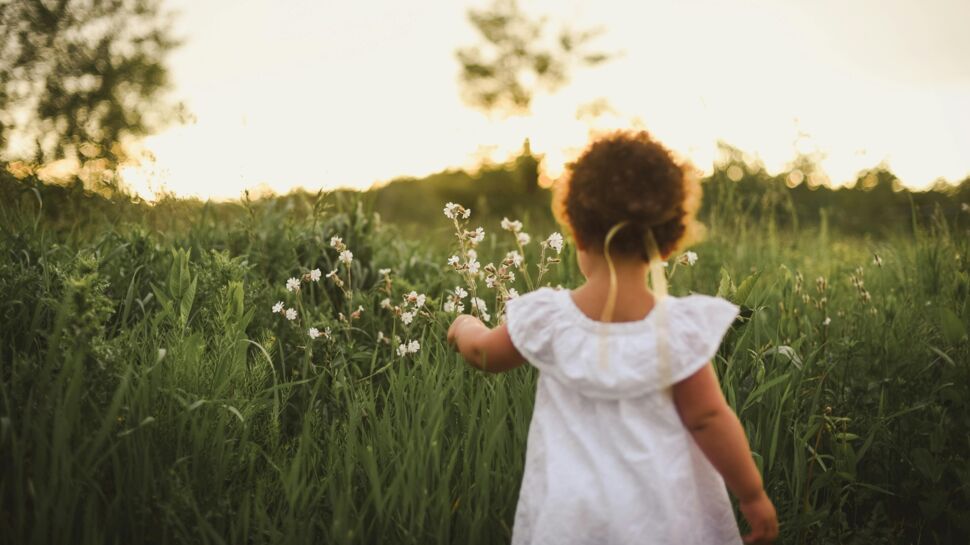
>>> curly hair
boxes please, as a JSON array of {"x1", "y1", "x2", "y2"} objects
[{"x1": 553, "y1": 130, "x2": 703, "y2": 261}]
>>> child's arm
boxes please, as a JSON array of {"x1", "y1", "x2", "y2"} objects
[
  {"x1": 673, "y1": 363, "x2": 779, "y2": 544},
  {"x1": 447, "y1": 315, "x2": 526, "y2": 373}
]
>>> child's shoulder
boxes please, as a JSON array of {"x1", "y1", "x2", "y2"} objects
[
  {"x1": 506, "y1": 288, "x2": 738, "y2": 329},
  {"x1": 665, "y1": 293, "x2": 740, "y2": 326},
  {"x1": 506, "y1": 286, "x2": 569, "y2": 307},
  {"x1": 505, "y1": 287, "x2": 565, "y2": 324}
]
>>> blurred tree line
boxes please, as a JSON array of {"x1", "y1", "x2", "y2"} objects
[
  {"x1": 4, "y1": 140, "x2": 968, "y2": 242},
  {"x1": 0, "y1": 0, "x2": 183, "y2": 184}
]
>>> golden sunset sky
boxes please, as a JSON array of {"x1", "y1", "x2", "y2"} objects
[{"x1": 122, "y1": 0, "x2": 970, "y2": 201}]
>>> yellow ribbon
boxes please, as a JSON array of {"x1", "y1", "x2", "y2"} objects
[{"x1": 598, "y1": 222, "x2": 671, "y2": 396}]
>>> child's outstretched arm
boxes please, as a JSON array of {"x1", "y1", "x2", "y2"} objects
[
  {"x1": 447, "y1": 315, "x2": 526, "y2": 373},
  {"x1": 673, "y1": 363, "x2": 779, "y2": 544}
]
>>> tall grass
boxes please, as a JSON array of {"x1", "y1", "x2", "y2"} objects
[{"x1": 1, "y1": 179, "x2": 967, "y2": 544}]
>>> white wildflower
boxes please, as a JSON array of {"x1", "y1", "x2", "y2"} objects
[
  {"x1": 443, "y1": 202, "x2": 460, "y2": 219},
  {"x1": 545, "y1": 232, "x2": 564, "y2": 254},
  {"x1": 444, "y1": 301, "x2": 456, "y2": 313},
  {"x1": 501, "y1": 217, "x2": 523, "y2": 232},
  {"x1": 339, "y1": 250, "x2": 353, "y2": 265},
  {"x1": 470, "y1": 227, "x2": 485, "y2": 245},
  {"x1": 507, "y1": 288, "x2": 520, "y2": 299},
  {"x1": 467, "y1": 259, "x2": 481, "y2": 275},
  {"x1": 517, "y1": 232, "x2": 531, "y2": 246},
  {"x1": 308, "y1": 327, "x2": 321, "y2": 339},
  {"x1": 506, "y1": 250, "x2": 523, "y2": 267},
  {"x1": 285, "y1": 308, "x2": 297, "y2": 321},
  {"x1": 678, "y1": 251, "x2": 698, "y2": 266},
  {"x1": 416, "y1": 293, "x2": 426, "y2": 307},
  {"x1": 471, "y1": 297, "x2": 490, "y2": 321},
  {"x1": 485, "y1": 275, "x2": 496, "y2": 288},
  {"x1": 378, "y1": 268, "x2": 391, "y2": 276},
  {"x1": 380, "y1": 298, "x2": 392, "y2": 309},
  {"x1": 286, "y1": 277, "x2": 301, "y2": 292},
  {"x1": 272, "y1": 301, "x2": 284, "y2": 314},
  {"x1": 397, "y1": 340, "x2": 421, "y2": 356},
  {"x1": 309, "y1": 268, "x2": 322, "y2": 282},
  {"x1": 822, "y1": 317, "x2": 831, "y2": 326},
  {"x1": 448, "y1": 255, "x2": 461, "y2": 267},
  {"x1": 466, "y1": 249, "x2": 477, "y2": 261},
  {"x1": 455, "y1": 287, "x2": 468, "y2": 299},
  {"x1": 401, "y1": 311, "x2": 415, "y2": 325}
]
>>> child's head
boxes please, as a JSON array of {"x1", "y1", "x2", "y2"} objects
[{"x1": 554, "y1": 130, "x2": 702, "y2": 262}]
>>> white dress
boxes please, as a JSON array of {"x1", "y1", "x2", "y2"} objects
[{"x1": 504, "y1": 287, "x2": 743, "y2": 545}]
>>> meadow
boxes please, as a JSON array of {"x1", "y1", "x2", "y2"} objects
[{"x1": 1, "y1": 173, "x2": 968, "y2": 544}]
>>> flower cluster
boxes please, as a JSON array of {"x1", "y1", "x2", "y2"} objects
[
  {"x1": 543, "y1": 232, "x2": 564, "y2": 254},
  {"x1": 677, "y1": 251, "x2": 698, "y2": 267},
  {"x1": 849, "y1": 266, "x2": 871, "y2": 305},
  {"x1": 324, "y1": 235, "x2": 357, "y2": 303},
  {"x1": 500, "y1": 217, "x2": 523, "y2": 232},
  {"x1": 397, "y1": 340, "x2": 421, "y2": 357},
  {"x1": 483, "y1": 262, "x2": 518, "y2": 302},
  {"x1": 445, "y1": 207, "x2": 566, "y2": 324},
  {"x1": 284, "y1": 266, "x2": 325, "y2": 294},
  {"x1": 533, "y1": 231, "x2": 565, "y2": 287},
  {"x1": 443, "y1": 286, "x2": 468, "y2": 313},
  {"x1": 377, "y1": 287, "x2": 429, "y2": 358},
  {"x1": 443, "y1": 202, "x2": 471, "y2": 220},
  {"x1": 272, "y1": 267, "x2": 333, "y2": 341},
  {"x1": 272, "y1": 301, "x2": 296, "y2": 320},
  {"x1": 401, "y1": 290, "x2": 427, "y2": 325},
  {"x1": 470, "y1": 297, "x2": 490, "y2": 322}
]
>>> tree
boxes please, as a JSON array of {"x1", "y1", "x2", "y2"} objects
[
  {"x1": 514, "y1": 138, "x2": 540, "y2": 193},
  {"x1": 0, "y1": 0, "x2": 182, "y2": 174},
  {"x1": 456, "y1": 0, "x2": 610, "y2": 116}
]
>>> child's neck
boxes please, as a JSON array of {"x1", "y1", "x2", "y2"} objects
[{"x1": 572, "y1": 253, "x2": 656, "y2": 323}]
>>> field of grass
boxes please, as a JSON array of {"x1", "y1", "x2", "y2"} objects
[{"x1": 1, "y1": 176, "x2": 968, "y2": 544}]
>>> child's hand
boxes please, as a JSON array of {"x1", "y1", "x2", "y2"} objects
[
  {"x1": 739, "y1": 490, "x2": 778, "y2": 544},
  {"x1": 447, "y1": 314, "x2": 482, "y2": 349}
]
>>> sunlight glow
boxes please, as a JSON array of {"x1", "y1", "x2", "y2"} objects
[{"x1": 121, "y1": 0, "x2": 970, "y2": 201}]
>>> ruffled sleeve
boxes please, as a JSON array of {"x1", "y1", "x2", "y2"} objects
[
  {"x1": 504, "y1": 287, "x2": 561, "y2": 371},
  {"x1": 665, "y1": 294, "x2": 740, "y2": 384}
]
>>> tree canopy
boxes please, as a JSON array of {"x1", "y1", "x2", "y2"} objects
[
  {"x1": 0, "y1": 0, "x2": 182, "y2": 173},
  {"x1": 456, "y1": 0, "x2": 611, "y2": 115}
]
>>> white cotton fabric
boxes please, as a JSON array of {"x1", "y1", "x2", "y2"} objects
[{"x1": 504, "y1": 287, "x2": 743, "y2": 545}]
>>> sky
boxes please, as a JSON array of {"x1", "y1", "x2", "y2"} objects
[{"x1": 120, "y1": 0, "x2": 970, "y2": 201}]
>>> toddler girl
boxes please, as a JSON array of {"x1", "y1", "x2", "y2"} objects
[{"x1": 447, "y1": 130, "x2": 778, "y2": 544}]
